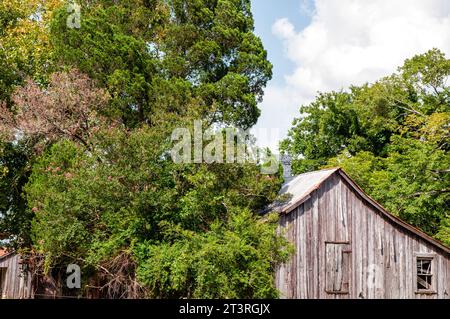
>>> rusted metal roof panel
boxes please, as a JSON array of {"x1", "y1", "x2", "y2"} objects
[
  {"x1": 270, "y1": 167, "x2": 450, "y2": 255},
  {"x1": 272, "y1": 167, "x2": 339, "y2": 214}
]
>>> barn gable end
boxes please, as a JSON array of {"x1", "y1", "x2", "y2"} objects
[{"x1": 276, "y1": 168, "x2": 450, "y2": 299}]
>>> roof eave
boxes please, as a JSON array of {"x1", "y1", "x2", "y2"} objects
[
  {"x1": 336, "y1": 169, "x2": 450, "y2": 255},
  {"x1": 280, "y1": 167, "x2": 450, "y2": 255}
]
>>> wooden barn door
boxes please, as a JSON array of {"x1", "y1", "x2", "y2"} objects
[{"x1": 325, "y1": 242, "x2": 351, "y2": 294}]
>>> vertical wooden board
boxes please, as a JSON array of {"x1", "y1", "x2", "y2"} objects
[
  {"x1": 392, "y1": 226, "x2": 401, "y2": 298},
  {"x1": 334, "y1": 246, "x2": 343, "y2": 292},
  {"x1": 341, "y1": 245, "x2": 351, "y2": 299},
  {"x1": 437, "y1": 255, "x2": 444, "y2": 299},
  {"x1": 2, "y1": 260, "x2": 9, "y2": 298},
  {"x1": 285, "y1": 214, "x2": 293, "y2": 298},
  {"x1": 357, "y1": 194, "x2": 366, "y2": 299},
  {"x1": 318, "y1": 185, "x2": 327, "y2": 299},
  {"x1": 359, "y1": 202, "x2": 368, "y2": 299},
  {"x1": 395, "y1": 229, "x2": 402, "y2": 299},
  {"x1": 326, "y1": 180, "x2": 335, "y2": 246},
  {"x1": 284, "y1": 213, "x2": 290, "y2": 299},
  {"x1": 405, "y1": 234, "x2": 413, "y2": 298},
  {"x1": 296, "y1": 205, "x2": 304, "y2": 299},
  {"x1": 333, "y1": 176, "x2": 340, "y2": 242},
  {"x1": 291, "y1": 208, "x2": 299, "y2": 299},
  {"x1": 383, "y1": 219, "x2": 392, "y2": 298},
  {"x1": 344, "y1": 182, "x2": 353, "y2": 298},
  {"x1": 416, "y1": 237, "x2": 429, "y2": 253},
  {"x1": 304, "y1": 198, "x2": 315, "y2": 299},
  {"x1": 351, "y1": 188, "x2": 360, "y2": 299},
  {"x1": 14, "y1": 256, "x2": 19, "y2": 299},
  {"x1": 9, "y1": 257, "x2": 14, "y2": 299},
  {"x1": 325, "y1": 180, "x2": 333, "y2": 298},
  {"x1": 409, "y1": 233, "x2": 415, "y2": 299},
  {"x1": 445, "y1": 256, "x2": 450, "y2": 299},
  {"x1": 302, "y1": 201, "x2": 309, "y2": 299},
  {"x1": 333, "y1": 177, "x2": 340, "y2": 242},
  {"x1": 335, "y1": 179, "x2": 349, "y2": 242},
  {"x1": 2, "y1": 259, "x2": 7, "y2": 298},
  {"x1": 286, "y1": 212, "x2": 294, "y2": 298},
  {"x1": 27, "y1": 271, "x2": 32, "y2": 299},
  {"x1": 447, "y1": 259, "x2": 450, "y2": 299},
  {"x1": 312, "y1": 189, "x2": 320, "y2": 298},
  {"x1": 288, "y1": 210, "x2": 295, "y2": 298},
  {"x1": 325, "y1": 243, "x2": 333, "y2": 294},
  {"x1": 412, "y1": 234, "x2": 421, "y2": 299},
  {"x1": 374, "y1": 212, "x2": 384, "y2": 299},
  {"x1": 7, "y1": 259, "x2": 12, "y2": 298},
  {"x1": 399, "y1": 230, "x2": 407, "y2": 298},
  {"x1": 366, "y1": 204, "x2": 374, "y2": 299}
]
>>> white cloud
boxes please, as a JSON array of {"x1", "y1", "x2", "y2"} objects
[
  {"x1": 274, "y1": 0, "x2": 450, "y2": 96},
  {"x1": 255, "y1": 0, "x2": 450, "y2": 151}
]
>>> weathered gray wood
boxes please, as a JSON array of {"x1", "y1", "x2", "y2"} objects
[
  {"x1": 0, "y1": 253, "x2": 32, "y2": 299},
  {"x1": 276, "y1": 169, "x2": 450, "y2": 299}
]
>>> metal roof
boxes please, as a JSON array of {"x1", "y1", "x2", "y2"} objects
[
  {"x1": 270, "y1": 167, "x2": 450, "y2": 255},
  {"x1": 273, "y1": 167, "x2": 339, "y2": 214}
]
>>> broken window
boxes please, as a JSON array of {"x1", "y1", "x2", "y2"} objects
[{"x1": 416, "y1": 257, "x2": 433, "y2": 292}]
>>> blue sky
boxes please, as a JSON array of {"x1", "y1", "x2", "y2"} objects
[
  {"x1": 252, "y1": 0, "x2": 313, "y2": 86},
  {"x1": 249, "y1": 0, "x2": 450, "y2": 152}
]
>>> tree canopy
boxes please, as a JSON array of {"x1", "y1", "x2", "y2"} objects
[
  {"x1": 49, "y1": 0, "x2": 272, "y2": 129},
  {"x1": 282, "y1": 49, "x2": 450, "y2": 245},
  {"x1": 0, "y1": 0, "x2": 290, "y2": 299}
]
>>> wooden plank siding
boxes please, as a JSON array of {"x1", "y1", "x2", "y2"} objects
[
  {"x1": 276, "y1": 170, "x2": 450, "y2": 299},
  {"x1": 0, "y1": 253, "x2": 32, "y2": 299}
]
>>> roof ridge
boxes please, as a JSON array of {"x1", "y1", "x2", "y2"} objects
[
  {"x1": 285, "y1": 167, "x2": 340, "y2": 185},
  {"x1": 276, "y1": 167, "x2": 450, "y2": 255}
]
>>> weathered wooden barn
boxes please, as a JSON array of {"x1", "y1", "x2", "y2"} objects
[
  {"x1": 0, "y1": 249, "x2": 32, "y2": 299},
  {"x1": 274, "y1": 167, "x2": 450, "y2": 299}
]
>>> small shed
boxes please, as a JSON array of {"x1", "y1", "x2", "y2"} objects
[
  {"x1": 0, "y1": 249, "x2": 32, "y2": 299},
  {"x1": 274, "y1": 167, "x2": 450, "y2": 299}
]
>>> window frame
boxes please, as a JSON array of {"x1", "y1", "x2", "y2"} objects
[{"x1": 414, "y1": 252, "x2": 437, "y2": 295}]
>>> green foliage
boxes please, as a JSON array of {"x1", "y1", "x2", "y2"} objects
[
  {"x1": 0, "y1": 0, "x2": 62, "y2": 104},
  {"x1": 0, "y1": 1, "x2": 63, "y2": 245},
  {"x1": 0, "y1": 0, "x2": 286, "y2": 299},
  {"x1": 50, "y1": 0, "x2": 272, "y2": 129},
  {"x1": 135, "y1": 210, "x2": 291, "y2": 299},
  {"x1": 0, "y1": 140, "x2": 34, "y2": 247},
  {"x1": 26, "y1": 121, "x2": 289, "y2": 297},
  {"x1": 283, "y1": 49, "x2": 450, "y2": 242}
]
